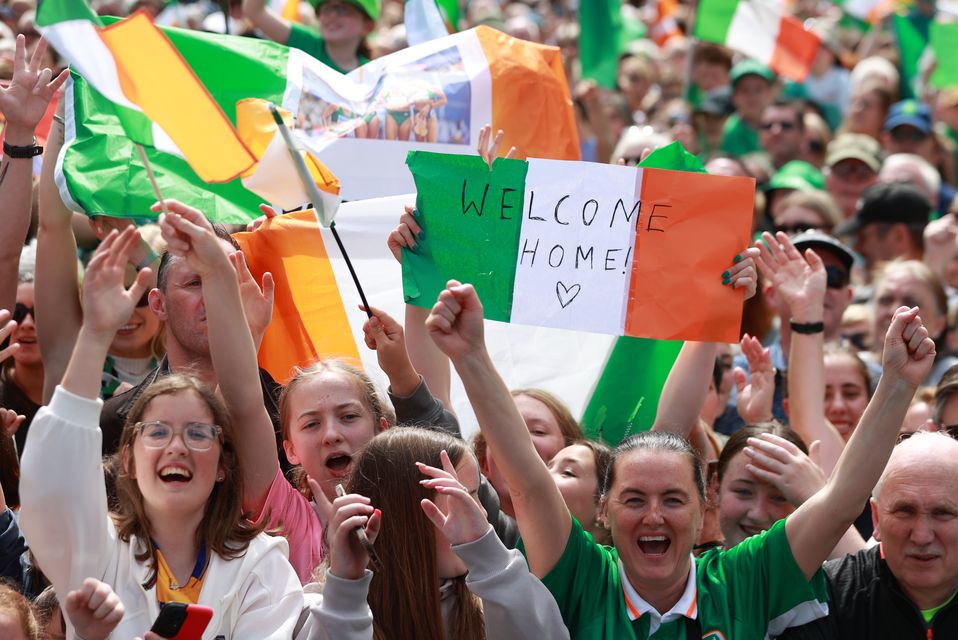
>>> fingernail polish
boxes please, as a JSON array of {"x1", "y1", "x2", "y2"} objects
[
  {"x1": 722, "y1": 270, "x2": 730, "y2": 279},
  {"x1": 734, "y1": 255, "x2": 742, "y2": 263}
]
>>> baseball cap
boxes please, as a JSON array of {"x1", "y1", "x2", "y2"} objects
[
  {"x1": 825, "y1": 133, "x2": 882, "y2": 172},
  {"x1": 791, "y1": 230, "x2": 856, "y2": 272},
  {"x1": 730, "y1": 60, "x2": 775, "y2": 87},
  {"x1": 883, "y1": 99, "x2": 932, "y2": 134},
  {"x1": 766, "y1": 161, "x2": 825, "y2": 193},
  {"x1": 834, "y1": 182, "x2": 932, "y2": 235}
]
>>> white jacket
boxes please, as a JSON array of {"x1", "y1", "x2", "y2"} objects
[
  {"x1": 19, "y1": 386, "x2": 305, "y2": 640},
  {"x1": 299, "y1": 525, "x2": 570, "y2": 640}
]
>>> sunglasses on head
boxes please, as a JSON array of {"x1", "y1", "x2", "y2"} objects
[
  {"x1": 774, "y1": 222, "x2": 816, "y2": 235},
  {"x1": 12, "y1": 303, "x2": 34, "y2": 323},
  {"x1": 825, "y1": 265, "x2": 849, "y2": 290}
]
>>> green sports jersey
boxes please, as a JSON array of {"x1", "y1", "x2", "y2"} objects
[
  {"x1": 534, "y1": 518, "x2": 827, "y2": 640},
  {"x1": 719, "y1": 114, "x2": 762, "y2": 158},
  {"x1": 287, "y1": 23, "x2": 370, "y2": 75}
]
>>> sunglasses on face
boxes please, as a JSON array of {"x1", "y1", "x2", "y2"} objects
[
  {"x1": 830, "y1": 162, "x2": 875, "y2": 180},
  {"x1": 897, "y1": 424, "x2": 958, "y2": 444},
  {"x1": 136, "y1": 290, "x2": 150, "y2": 308},
  {"x1": 774, "y1": 222, "x2": 816, "y2": 235},
  {"x1": 825, "y1": 265, "x2": 850, "y2": 290},
  {"x1": 12, "y1": 303, "x2": 34, "y2": 323},
  {"x1": 760, "y1": 120, "x2": 797, "y2": 131},
  {"x1": 890, "y1": 127, "x2": 928, "y2": 143}
]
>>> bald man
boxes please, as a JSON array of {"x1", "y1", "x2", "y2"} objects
[{"x1": 781, "y1": 432, "x2": 958, "y2": 638}]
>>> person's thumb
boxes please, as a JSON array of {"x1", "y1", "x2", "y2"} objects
[{"x1": 808, "y1": 440, "x2": 822, "y2": 468}]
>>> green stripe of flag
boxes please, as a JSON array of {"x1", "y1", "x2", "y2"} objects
[
  {"x1": 930, "y1": 21, "x2": 958, "y2": 89},
  {"x1": 579, "y1": 0, "x2": 622, "y2": 89},
  {"x1": 35, "y1": 0, "x2": 100, "y2": 26},
  {"x1": 694, "y1": 0, "x2": 740, "y2": 44},
  {"x1": 402, "y1": 152, "x2": 527, "y2": 322},
  {"x1": 893, "y1": 12, "x2": 928, "y2": 100}
]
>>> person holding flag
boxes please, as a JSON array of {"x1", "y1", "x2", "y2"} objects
[{"x1": 243, "y1": 0, "x2": 380, "y2": 74}]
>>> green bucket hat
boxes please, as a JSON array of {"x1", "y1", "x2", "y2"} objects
[{"x1": 766, "y1": 160, "x2": 825, "y2": 193}]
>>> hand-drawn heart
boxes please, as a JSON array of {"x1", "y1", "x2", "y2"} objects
[{"x1": 556, "y1": 281, "x2": 582, "y2": 308}]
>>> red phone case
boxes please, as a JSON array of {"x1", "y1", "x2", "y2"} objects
[{"x1": 152, "y1": 604, "x2": 213, "y2": 640}]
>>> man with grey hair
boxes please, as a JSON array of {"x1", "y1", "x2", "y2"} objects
[
  {"x1": 880, "y1": 153, "x2": 941, "y2": 212},
  {"x1": 780, "y1": 431, "x2": 958, "y2": 638}
]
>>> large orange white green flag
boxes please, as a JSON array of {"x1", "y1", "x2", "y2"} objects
[
  {"x1": 402, "y1": 151, "x2": 755, "y2": 343},
  {"x1": 695, "y1": 0, "x2": 821, "y2": 82},
  {"x1": 56, "y1": 21, "x2": 578, "y2": 222},
  {"x1": 35, "y1": 0, "x2": 255, "y2": 183}
]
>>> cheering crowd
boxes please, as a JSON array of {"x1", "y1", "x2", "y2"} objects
[{"x1": 1, "y1": 0, "x2": 958, "y2": 638}]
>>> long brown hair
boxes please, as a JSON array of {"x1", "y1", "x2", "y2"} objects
[
  {"x1": 347, "y1": 428, "x2": 486, "y2": 640},
  {"x1": 113, "y1": 375, "x2": 263, "y2": 589}
]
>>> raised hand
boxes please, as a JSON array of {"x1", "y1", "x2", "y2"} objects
[
  {"x1": 0, "y1": 36, "x2": 69, "y2": 138},
  {"x1": 425, "y1": 281, "x2": 486, "y2": 362},
  {"x1": 881, "y1": 306, "x2": 936, "y2": 387},
  {"x1": 734, "y1": 334, "x2": 775, "y2": 424},
  {"x1": 0, "y1": 408, "x2": 24, "y2": 440},
  {"x1": 725, "y1": 247, "x2": 761, "y2": 300},
  {"x1": 362, "y1": 305, "x2": 419, "y2": 395},
  {"x1": 744, "y1": 434, "x2": 826, "y2": 506},
  {"x1": 477, "y1": 124, "x2": 517, "y2": 169},
  {"x1": 229, "y1": 251, "x2": 274, "y2": 344},
  {"x1": 64, "y1": 578, "x2": 126, "y2": 640},
  {"x1": 154, "y1": 199, "x2": 231, "y2": 277},
  {"x1": 326, "y1": 488, "x2": 381, "y2": 580},
  {"x1": 755, "y1": 231, "x2": 826, "y2": 321},
  {"x1": 387, "y1": 205, "x2": 422, "y2": 263},
  {"x1": 81, "y1": 227, "x2": 154, "y2": 338},
  {"x1": 0, "y1": 309, "x2": 19, "y2": 363},
  {"x1": 419, "y1": 450, "x2": 489, "y2": 546}
]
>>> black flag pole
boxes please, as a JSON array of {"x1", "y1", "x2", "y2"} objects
[{"x1": 266, "y1": 103, "x2": 373, "y2": 319}]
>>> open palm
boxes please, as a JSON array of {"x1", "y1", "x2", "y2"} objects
[{"x1": 0, "y1": 37, "x2": 68, "y2": 131}]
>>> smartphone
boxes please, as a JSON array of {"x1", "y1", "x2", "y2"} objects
[{"x1": 150, "y1": 603, "x2": 213, "y2": 640}]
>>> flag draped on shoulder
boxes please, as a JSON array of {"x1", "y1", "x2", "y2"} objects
[
  {"x1": 57, "y1": 19, "x2": 578, "y2": 221},
  {"x1": 36, "y1": 0, "x2": 255, "y2": 182},
  {"x1": 695, "y1": 0, "x2": 821, "y2": 82}
]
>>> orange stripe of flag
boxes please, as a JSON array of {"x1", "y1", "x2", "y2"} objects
[
  {"x1": 98, "y1": 10, "x2": 256, "y2": 183},
  {"x1": 623, "y1": 169, "x2": 753, "y2": 343},
  {"x1": 234, "y1": 209, "x2": 360, "y2": 383},
  {"x1": 475, "y1": 26, "x2": 580, "y2": 161},
  {"x1": 768, "y1": 14, "x2": 820, "y2": 82}
]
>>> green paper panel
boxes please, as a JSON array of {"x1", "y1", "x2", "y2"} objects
[{"x1": 402, "y1": 151, "x2": 527, "y2": 322}]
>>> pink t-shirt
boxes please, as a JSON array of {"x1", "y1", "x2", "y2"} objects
[{"x1": 254, "y1": 468, "x2": 325, "y2": 584}]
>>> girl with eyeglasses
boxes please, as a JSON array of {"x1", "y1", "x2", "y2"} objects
[{"x1": 19, "y1": 225, "x2": 305, "y2": 638}]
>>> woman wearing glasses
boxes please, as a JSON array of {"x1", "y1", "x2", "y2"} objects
[{"x1": 18, "y1": 226, "x2": 304, "y2": 638}]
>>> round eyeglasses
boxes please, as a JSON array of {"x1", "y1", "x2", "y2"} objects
[{"x1": 134, "y1": 421, "x2": 222, "y2": 451}]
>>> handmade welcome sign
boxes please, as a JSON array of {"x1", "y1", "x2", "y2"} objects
[{"x1": 402, "y1": 151, "x2": 755, "y2": 343}]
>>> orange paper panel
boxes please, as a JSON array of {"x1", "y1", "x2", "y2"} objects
[{"x1": 624, "y1": 169, "x2": 754, "y2": 343}]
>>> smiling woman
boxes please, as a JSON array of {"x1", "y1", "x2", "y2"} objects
[{"x1": 19, "y1": 222, "x2": 305, "y2": 638}]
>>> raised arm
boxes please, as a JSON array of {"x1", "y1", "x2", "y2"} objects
[
  {"x1": 426, "y1": 281, "x2": 569, "y2": 577},
  {"x1": 777, "y1": 305, "x2": 933, "y2": 579},
  {"x1": 19, "y1": 227, "x2": 152, "y2": 599},
  {"x1": 242, "y1": 0, "x2": 293, "y2": 44},
  {"x1": 155, "y1": 200, "x2": 279, "y2": 512},
  {"x1": 0, "y1": 36, "x2": 68, "y2": 312},
  {"x1": 757, "y1": 232, "x2": 845, "y2": 474},
  {"x1": 653, "y1": 248, "x2": 759, "y2": 436}
]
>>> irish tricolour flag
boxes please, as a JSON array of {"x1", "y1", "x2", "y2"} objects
[
  {"x1": 36, "y1": 0, "x2": 255, "y2": 182},
  {"x1": 402, "y1": 150, "x2": 755, "y2": 343},
  {"x1": 695, "y1": 0, "x2": 821, "y2": 82}
]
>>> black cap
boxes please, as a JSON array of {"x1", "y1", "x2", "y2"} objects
[
  {"x1": 791, "y1": 230, "x2": 856, "y2": 272},
  {"x1": 835, "y1": 182, "x2": 932, "y2": 235}
]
